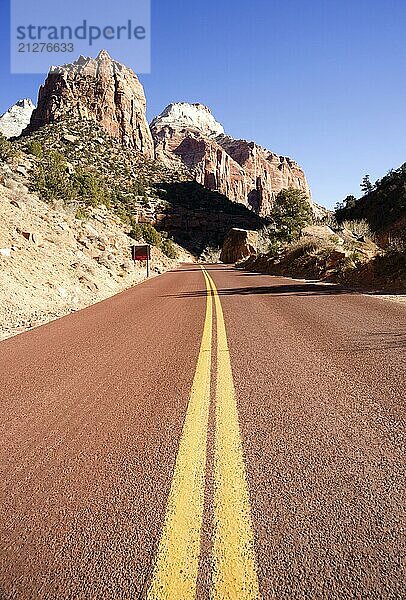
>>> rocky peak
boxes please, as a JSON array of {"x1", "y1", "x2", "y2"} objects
[
  {"x1": 0, "y1": 99, "x2": 35, "y2": 139},
  {"x1": 151, "y1": 103, "x2": 311, "y2": 216},
  {"x1": 26, "y1": 51, "x2": 154, "y2": 158},
  {"x1": 151, "y1": 102, "x2": 225, "y2": 138}
]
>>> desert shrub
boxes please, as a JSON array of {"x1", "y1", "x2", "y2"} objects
[
  {"x1": 0, "y1": 133, "x2": 17, "y2": 162},
  {"x1": 129, "y1": 223, "x2": 162, "y2": 246},
  {"x1": 75, "y1": 206, "x2": 89, "y2": 220},
  {"x1": 32, "y1": 150, "x2": 113, "y2": 207},
  {"x1": 129, "y1": 223, "x2": 178, "y2": 258},
  {"x1": 139, "y1": 223, "x2": 162, "y2": 247},
  {"x1": 373, "y1": 247, "x2": 406, "y2": 282},
  {"x1": 341, "y1": 219, "x2": 372, "y2": 239},
  {"x1": 161, "y1": 236, "x2": 179, "y2": 259},
  {"x1": 285, "y1": 237, "x2": 334, "y2": 261},
  {"x1": 335, "y1": 163, "x2": 406, "y2": 233},
  {"x1": 72, "y1": 170, "x2": 111, "y2": 208},
  {"x1": 344, "y1": 251, "x2": 363, "y2": 268},
  {"x1": 129, "y1": 223, "x2": 143, "y2": 241},
  {"x1": 130, "y1": 178, "x2": 147, "y2": 196},
  {"x1": 27, "y1": 140, "x2": 43, "y2": 158},
  {"x1": 387, "y1": 234, "x2": 406, "y2": 253},
  {"x1": 32, "y1": 150, "x2": 76, "y2": 202},
  {"x1": 267, "y1": 239, "x2": 283, "y2": 256}
]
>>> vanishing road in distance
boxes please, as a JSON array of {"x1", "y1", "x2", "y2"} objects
[{"x1": 0, "y1": 264, "x2": 405, "y2": 599}]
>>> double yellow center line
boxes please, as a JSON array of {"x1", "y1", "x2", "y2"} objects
[{"x1": 147, "y1": 267, "x2": 260, "y2": 600}]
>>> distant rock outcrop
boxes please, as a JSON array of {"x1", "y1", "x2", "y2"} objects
[
  {"x1": 151, "y1": 102, "x2": 311, "y2": 216},
  {"x1": 0, "y1": 99, "x2": 35, "y2": 139},
  {"x1": 26, "y1": 50, "x2": 154, "y2": 158},
  {"x1": 220, "y1": 228, "x2": 259, "y2": 264}
]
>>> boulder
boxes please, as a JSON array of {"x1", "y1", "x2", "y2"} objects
[
  {"x1": 301, "y1": 225, "x2": 336, "y2": 240},
  {"x1": 220, "y1": 228, "x2": 258, "y2": 264}
]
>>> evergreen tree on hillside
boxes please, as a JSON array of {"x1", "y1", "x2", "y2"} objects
[
  {"x1": 335, "y1": 163, "x2": 406, "y2": 233},
  {"x1": 361, "y1": 175, "x2": 373, "y2": 194},
  {"x1": 344, "y1": 195, "x2": 357, "y2": 209}
]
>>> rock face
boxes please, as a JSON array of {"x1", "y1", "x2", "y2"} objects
[
  {"x1": 220, "y1": 228, "x2": 259, "y2": 264},
  {"x1": 0, "y1": 99, "x2": 35, "y2": 139},
  {"x1": 151, "y1": 102, "x2": 311, "y2": 216},
  {"x1": 26, "y1": 50, "x2": 154, "y2": 158},
  {"x1": 154, "y1": 181, "x2": 265, "y2": 256}
]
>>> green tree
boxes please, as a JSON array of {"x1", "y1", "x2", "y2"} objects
[
  {"x1": 361, "y1": 175, "x2": 373, "y2": 194},
  {"x1": 32, "y1": 151, "x2": 75, "y2": 203},
  {"x1": 161, "y1": 236, "x2": 179, "y2": 259},
  {"x1": 344, "y1": 195, "x2": 357, "y2": 208},
  {"x1": 270, "y1": 188, "x2": 313, "y2": 243},
  {"x1": 73, "y1": 170, "x2": 111, "y2": 207},
  {"x1": 136, "y1": 223, "x2": 162, "y2": 247}
]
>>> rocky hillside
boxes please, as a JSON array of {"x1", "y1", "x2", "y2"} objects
[
  {"x1": 151, "y1": 102, "x2": 311, "y2": 216},
  {"x1": 0, "y1": 99, "x2": 35, "y2": 139},
  {"x1": 15, "y1": 116, "x2": 266, "y2": 255},
  {"x1": 0, "y1": 156, "x2": 192, "y2": 341},
  {"x1": 335, "y1": 163, "x2": 406, "y2": 247},
  {"x1": 240, "y1": 222, "x2": 406, "y2": 293},
  {"x1": 26, "y1": 50, "x2": 154, "y2": 158}
]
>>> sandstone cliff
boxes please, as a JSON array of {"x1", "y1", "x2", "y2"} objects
[
  {"x1": 151, "y1": 102, "x2": 311, "y2": 216},
  {"x1": 26, "y1": 50, "x2": 154, "y2": 158}
]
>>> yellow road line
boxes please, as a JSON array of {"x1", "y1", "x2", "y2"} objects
[
  {"x1": 147, "y1": 267, "x2": 213, "y2": 600},
  {"x1": 204, "y1": 269, "x2": 261, "y2": 600}
]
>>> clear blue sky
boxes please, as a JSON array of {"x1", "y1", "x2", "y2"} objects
[{"x1": 1, "y1": 0, "x2": 405, "y2": 208}]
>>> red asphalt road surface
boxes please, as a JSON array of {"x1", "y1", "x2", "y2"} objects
[{"x1": 0, "y1": 264, "x2": 405, "y2": 599}]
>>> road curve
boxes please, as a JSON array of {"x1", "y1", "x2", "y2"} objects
[{"x1": 0, "y1": 264, "x2": 405, "y2": 599}]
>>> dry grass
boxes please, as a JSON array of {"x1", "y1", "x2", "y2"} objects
[{"x1": 341, "y1": 219, "x2": 372, "y2": 239}]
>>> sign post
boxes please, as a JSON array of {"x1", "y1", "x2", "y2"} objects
[{"x1": 131, "y1": 244, "x2": 151, "y2": 277}]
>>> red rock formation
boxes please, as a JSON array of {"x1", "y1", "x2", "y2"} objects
[
  {"x1": 26, "y1": 50, "x2": 154, "y2": 158},
  {"x1": 151, "y1": 103, "x2": 311, "y2": 216}
]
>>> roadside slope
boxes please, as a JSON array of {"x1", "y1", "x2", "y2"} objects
[{"x1": 0, "y1": 162, "x2": 192, "y2": 341}]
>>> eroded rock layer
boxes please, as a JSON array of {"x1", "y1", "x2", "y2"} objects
[{"x1": 151, "y1": 103, "x2": 311, "y2": 216}]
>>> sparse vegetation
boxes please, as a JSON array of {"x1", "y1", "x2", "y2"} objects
[
  {"x1": 73, "y1": 169, "x2": 111, "y2": 208},
  {"x1": 335, "y1": 163, "x2": 406, "y2": 234},
  {"x1": 160, "y1": 236, "x2": 179, "y2": 259},
  {"x1": 27, "y1": 140, "x2": 43, "y2": 158},
  {"x1": 341, "y1": 219, "x2": 372, "y2": 239},
  {"x1": 136, "y1": 223, "x2": 162, "y2": 247},
  {"x1": 129, "y1": 223, "x2": 179, "y2": 258},
  {"x1": 0, "y1": 133, "x2": 17, "y2": 162},
  {"x1": 32, "y1": 150, "x2": 76, "y2": 203},
  {"x1": 75, "y1": 206, "x2": 89, "y2": 220}
]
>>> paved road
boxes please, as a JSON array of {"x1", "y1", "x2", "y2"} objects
[{"x1": 0, "y1": 264, "x2": 405, "y2": 599}]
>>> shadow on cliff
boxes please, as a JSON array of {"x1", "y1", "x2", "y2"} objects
[{"x1": 154, "y1": 181, "x2": 267, "y2": 255}]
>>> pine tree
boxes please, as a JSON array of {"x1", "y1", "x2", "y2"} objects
[{"x1": 361, "y1": 175, "x2": 373, "y2": 194}]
